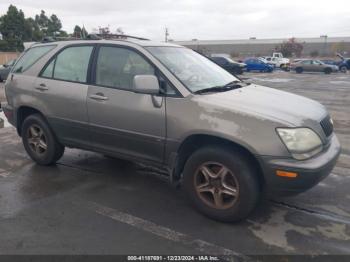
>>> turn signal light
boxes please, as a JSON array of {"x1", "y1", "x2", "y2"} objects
[{"x1": 276, "y1": 170, "x2": 298, "y2": 178}]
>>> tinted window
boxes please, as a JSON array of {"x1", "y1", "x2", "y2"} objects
[
  {"x1": 95, "y1": 46, "x2": 155, "y2": 90},
  {"x1": 212, "y1": 57, "x2": 226, "y2": 65},
  {"x1": 53, "y1": 46, "x2": 93, "y2": 83},
  {"x1": 12, "y1": 45, "x2": 55, "y2": 73},
  {"x1": 301, "y1": 60, "x2": 312, "y2": 65}
]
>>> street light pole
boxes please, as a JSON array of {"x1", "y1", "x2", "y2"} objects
[{"x1": 320, "y1": 35, "x2": 328, "y2": 56}]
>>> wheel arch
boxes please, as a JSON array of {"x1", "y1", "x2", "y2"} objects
[
  {"x1": 16, "y1": 106, "x2": 45, "y2": 136},
  {"x1": 172, "y1": 134, "x2": 265, "y2": 188}
]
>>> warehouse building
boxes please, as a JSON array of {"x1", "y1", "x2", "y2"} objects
[{"x1": 174, "y1": 36, "x2": 350, "y2": 58}]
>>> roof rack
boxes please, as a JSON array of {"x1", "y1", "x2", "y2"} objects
[
  {"x1": 40, "y1": 34, "x2": 149, "y2": 43},
  {"x1": 95, "y1": 33, "x2": 149, "y2": 41}
]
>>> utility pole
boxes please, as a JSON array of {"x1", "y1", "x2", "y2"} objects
[
  {"x1": 165, "y1": 27, "x2": 169, "y2": 42},
  {"x1": 320, "y1": 35, "x2": 328, "y2": 56}
]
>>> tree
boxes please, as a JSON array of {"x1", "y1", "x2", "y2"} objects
[
  {"x1": 310, "y1": 50, "x2": 319, "y2": 57},
  {"x1": 81, "y1": 26, "x2": 88, "y2": 38},
  {"x1": 0, "y1": 5, "x2": 74, "y2": 50},
  {"x1": 73, "y1": 25, "x2": 82, "y2": 38},
  {"x1": 25, "y1": 17, "x2": 42, "y2": 41},
  {"x1": 0, "y1": 5, "x2": 26, "y2": 51},
  {"x1": 47, "y1": 14, "x2": 62, "y2": 36},
  {"x1": 35, "y1": 10, "x2": 49, "y2": 34},
  {"x1": 276, "y1": 38, "x2": 304, "y2": 57}
]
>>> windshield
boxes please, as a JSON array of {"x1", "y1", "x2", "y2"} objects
[
  {"x1": 225, "y1": 57, "x2": 236, "y2": 63},
  {"x1": 146, "y1": 47, "x2": 239, "y2": 93},
  {"x1": 259, "y1": 58, "x2": 268, "y2": 63}
]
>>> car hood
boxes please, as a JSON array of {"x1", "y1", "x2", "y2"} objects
[{"x1": 193, "y1": 84, "x2": 327, "y2": 126}]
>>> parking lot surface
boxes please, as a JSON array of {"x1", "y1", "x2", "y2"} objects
[{"x1": 0, "y1": 71, "x2": 350, "y2": 258}]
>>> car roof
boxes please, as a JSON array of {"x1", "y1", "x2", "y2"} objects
[{"x1": 31, "y1": 39, "x2": 182, "y2": 49}]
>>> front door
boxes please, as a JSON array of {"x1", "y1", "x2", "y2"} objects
[{"x1": 87, "y1": 45, "x2": 166, "y2": 163}]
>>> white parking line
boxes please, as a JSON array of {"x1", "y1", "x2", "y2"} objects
[{"x1": 83, "y1": 201, "x2": 248, "y2": 262}]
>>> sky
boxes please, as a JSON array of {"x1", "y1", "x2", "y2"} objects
[{"x1": 1, "y1": 0, "x2": 350, "y2": 41}]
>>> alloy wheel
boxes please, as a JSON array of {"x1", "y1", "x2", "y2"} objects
[
  {"x1": 27, "y1": 124, "x2": 48, "y2": 155},
  {"x1": 194, "y1": 162, "x2": 239, "y2": 210}
]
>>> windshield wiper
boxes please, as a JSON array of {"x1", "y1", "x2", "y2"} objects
[{"x1": 194, "y1": 80, "x2": 248, "y2": 94}]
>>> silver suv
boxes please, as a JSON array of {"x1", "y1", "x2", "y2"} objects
[{"x1": 2, "y1": 40, "x2": 341, "y2": 222}]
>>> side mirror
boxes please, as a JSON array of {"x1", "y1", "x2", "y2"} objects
[
  {"x1": 133, "y1": 75, "x2": 160, "y2": 95},
  {"x1": 3, "y1": 64, "x2": 8, "y2": 68}
]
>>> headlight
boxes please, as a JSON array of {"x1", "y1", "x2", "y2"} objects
[{"x1": 276, "y1": 128, "x2": 323, "y2": 160}]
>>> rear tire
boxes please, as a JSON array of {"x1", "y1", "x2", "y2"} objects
[
  {"x1": 295, "y1": 67, "x2": 303, "y2": 74},
  {"x1": 22, "y1": 114, "x2": 65, "y2": 166},
  {"x1": 183, "y1": 146, "x2": 260, "y2": 222}
]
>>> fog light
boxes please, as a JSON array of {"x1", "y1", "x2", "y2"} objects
[{"x1": 276, "y1": 170, "x2": 298, "y2": 178}]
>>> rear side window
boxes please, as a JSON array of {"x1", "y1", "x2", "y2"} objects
[
  {"x1": 301, "y1": 60, "x2": 312, "y2": 65},
  {"x1": 41, "y1": 46, "x2": 93, "y2": 83},
  {"x1": 12, "y1": 45, "x2": 56, "y2": 73}
]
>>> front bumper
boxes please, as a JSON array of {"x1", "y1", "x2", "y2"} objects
[{"x1": 260, "y1": 135, "x2": 341, "y2": 196}]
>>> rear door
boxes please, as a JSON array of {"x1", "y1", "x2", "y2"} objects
[
  {"x1": 86, "y1": 45, "x2": 166, "y2": 163},
  {"x1": 301, "y1": 60, "x2": 313, "y2": 71},
  {"x1": 35, "y1": 45, "x2": 94, "y2": 147},
  {"x1": 254, "y1": 59, "x2": 263, "y2": 71}
]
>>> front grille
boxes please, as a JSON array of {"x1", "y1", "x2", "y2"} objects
[{"x1": 320, "y1": 116, "x2": 333, "y2": 137}]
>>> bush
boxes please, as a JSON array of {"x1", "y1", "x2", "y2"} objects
[
  {"x1": 310, "y1": 50, "x2": 319, "y2": 57},
  {"x1": 276, "y1": 38, "x2": 303, "y2": 57}
]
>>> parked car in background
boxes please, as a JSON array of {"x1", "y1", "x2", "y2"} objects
[
  {"x1": 244, "y1": 58, "x2": 274, "y2": 72},
  {"x1": 320, "y1": 59, "x2": 339, "y2": 66},
  {"x1": 291, "y1": 59, "x2": 339, "y2": 74},
  {"x1": 271, "y1": 52, "x2": 290, "y2": 70},
  {"x1": 336, "y1": 54, "x2": 350, "y2": 73},
  {"x1": 260, "y1": 57, "x2": 277, "y2": 68},
  {"x1": 0, "y1": 59, "x2": 16, "y2": 82},
  {"x1": 211, "y1": 56, "x2": 246, "y2": 74}
]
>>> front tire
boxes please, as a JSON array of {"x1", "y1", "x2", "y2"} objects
[
  {"x1": 22, "y1": 114, "x2": 65, "y2": 165},
  {"x1": 340, "y1": 66, "x2": 347, "y2": 73},
  {"x1": 183, "y1": 146, "x2": 260, "y2": 222}
]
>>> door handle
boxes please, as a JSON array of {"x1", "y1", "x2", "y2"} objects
[
  {"x1": 89, "y1": 93, "x2": 109, "y2": 101},
  {"x1": 35, "y1": 83, "x2": 48, "y2": 91}
]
